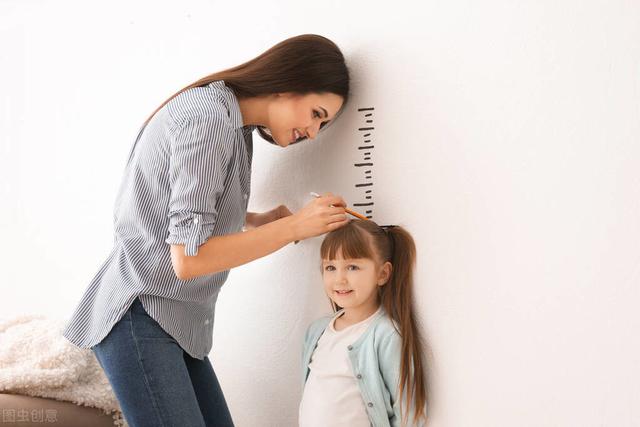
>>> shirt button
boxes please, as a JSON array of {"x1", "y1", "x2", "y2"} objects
[
  {"x1": 193, "y1": 217, "x2": 199, "y2": 224},
  {"x1": 243, "y1": 194, "x2": 248, "y2": 200},
  {"x1": 347, "y1": 345, "x2": 353, "y2": 351},
  {"x1": 367, "y1": 402, "x2": 373, "y2": 407},
  {"x1": 356, "y1": 374, "x2": 362, "y2": 379},
  {"x1": 204, "y1": 319, "x2": 210, "y2": 325}
]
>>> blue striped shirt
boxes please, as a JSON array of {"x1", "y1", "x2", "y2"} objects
[{"x1": 62, "y1": 81, "x2": 254, "y2": 359}]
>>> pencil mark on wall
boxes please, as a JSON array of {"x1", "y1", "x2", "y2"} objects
[{"x1": 355, "y1": 107, "x2": 375, "y2": 219}]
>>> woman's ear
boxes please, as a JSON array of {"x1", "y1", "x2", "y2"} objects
[{"x1": 378, "y1": 261, "x2": 392, "y2": 286}]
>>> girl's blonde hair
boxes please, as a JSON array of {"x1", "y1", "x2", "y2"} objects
[{"x1": 320, "y1": 220, "x2": 427, "y2": 425}]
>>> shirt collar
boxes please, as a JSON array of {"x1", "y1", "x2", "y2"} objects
[{"x1": 208, "y1": 80, "x2": 245, "y2": 130}]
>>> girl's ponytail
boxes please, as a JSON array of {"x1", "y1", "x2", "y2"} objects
[{"x1": 380, "y1": 226, "x2": 427, "y2": 425}]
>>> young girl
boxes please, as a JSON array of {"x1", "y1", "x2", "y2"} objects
[
  {"x1": 63, "y1": 34, "x2": 350, "y2": 427},
  {"x1": 300, "y1": 220, "x2": 427, "y2": 427}
]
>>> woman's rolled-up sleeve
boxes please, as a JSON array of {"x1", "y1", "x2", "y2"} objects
[{"x1": 165, "y1": 115, "x2": 233, "y2": 256}]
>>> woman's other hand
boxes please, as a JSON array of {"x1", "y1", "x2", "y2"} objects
[{"x1": 245, "y1": 205, "x2": 293, "y2": 229}]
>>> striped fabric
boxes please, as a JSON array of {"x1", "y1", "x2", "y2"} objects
[{"x1": 62, "y1": 81, "x2": 254, "y2": 359}]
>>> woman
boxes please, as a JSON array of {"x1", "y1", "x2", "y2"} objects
[{"x1": 62, "y1": 34, "x2": 350, "y2": 427}]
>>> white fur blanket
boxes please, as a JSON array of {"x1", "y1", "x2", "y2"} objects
[{"x1": 0, "y1": 315, "x2": 127, "y2": 427}]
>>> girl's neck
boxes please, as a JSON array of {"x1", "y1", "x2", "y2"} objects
[{"x1": 335, "y1": 303, "x2": 380, "y2": 330}]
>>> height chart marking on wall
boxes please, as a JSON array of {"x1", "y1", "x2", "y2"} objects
[{"x1": 354, "y1": 107, "x2": 375, "y2": 219}]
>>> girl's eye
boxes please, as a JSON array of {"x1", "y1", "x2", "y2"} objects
[
  {"x1": 313, "y1": 110, "x2": 321, "y2": 119},
  {"x1": 347, "y1": 265, "x2": 360, "y2": 271},
  {"x1": 324, "y1": 265, "x2": 335, "y2": 271}
]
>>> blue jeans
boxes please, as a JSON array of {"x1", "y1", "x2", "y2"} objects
[{"x1": 91, "y1": 297, "x2": 234, "y2": 427}]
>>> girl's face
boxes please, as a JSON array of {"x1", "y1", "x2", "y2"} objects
[
  {"x1": 322, "y1": 250, "x2": 392, "y2": 315},
  {"x1": 266, "y1": 92, "x2": 344, "y2": 147}
]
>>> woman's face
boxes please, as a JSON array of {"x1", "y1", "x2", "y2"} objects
[{"x1": 266, "y1": 92, "x2": 344, "y2": 147}]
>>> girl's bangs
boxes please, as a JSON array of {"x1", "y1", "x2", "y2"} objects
[{"x1": 320, "y1": 224, "x2": 375, "y2": 260}]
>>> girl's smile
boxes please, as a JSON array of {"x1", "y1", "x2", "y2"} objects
[{"x1": 322, "y1": 251, "x2": 391, "y2": 324}]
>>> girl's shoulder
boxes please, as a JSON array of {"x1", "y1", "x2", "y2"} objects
[
  {"x1": 302, "y1": 314, "x2": 333, "y2": 354},
  {"x1": 305, "y1": 314, "x2": 334, "y2": 338},
  {"x1": 370, "y1": 312, "x2": 400, "y2": 337},
  {"x1": 360, "y1": 311, "x2": 401, "y2": 348}
]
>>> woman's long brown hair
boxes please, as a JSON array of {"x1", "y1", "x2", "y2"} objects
[
  {"x1": 320, "y1": 220, "x2": 427, "y2": 425},
  {"x1": 142, "y1": 34, "x2": 350, "y2": 142}
]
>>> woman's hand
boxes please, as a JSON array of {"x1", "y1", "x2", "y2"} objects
[
  {"x1": 285, "y1": 193, "x2": 349, "y2": 242},
  {"x1": 171, "y1": 194, "x2": 348, "y2": 280},
  {"x1": 246, "y1": 205, "x2": 293, "y2": 229}
]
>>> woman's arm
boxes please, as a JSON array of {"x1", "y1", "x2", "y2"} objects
[
  {"x1": 245, "y1": 212, "x2": 260, "y2": 228},
  {"x1": 170, "y1": 195, "x2": 347, "y2": 280},
  {"x1": 245, "y1": 205, "x2": 293, "y2": 229}
]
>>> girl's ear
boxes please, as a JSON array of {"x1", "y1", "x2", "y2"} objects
[{"x1": 378, "y1": 261, "x2": 392, "y2": 286}]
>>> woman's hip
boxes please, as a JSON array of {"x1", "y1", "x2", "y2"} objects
[{"x1": 90, "y1": 298, "x2": 210, "y2": 427}]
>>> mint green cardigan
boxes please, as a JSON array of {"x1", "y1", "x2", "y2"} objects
[{"x1": 301, "y1": 309, "x2": 426, "y2": 427}]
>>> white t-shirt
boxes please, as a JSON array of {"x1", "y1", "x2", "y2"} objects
[{"x1": 299, "y1": 307, "x2": 382, "y2": 427}]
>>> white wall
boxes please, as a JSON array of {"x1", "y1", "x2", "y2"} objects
[{"x1": 2, "y1": 1, "x2": 639, "y2": 426}]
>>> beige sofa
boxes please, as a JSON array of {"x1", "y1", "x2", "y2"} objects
[{"x1": 0, "y1": 393, "x2": 118, "y2": 427}]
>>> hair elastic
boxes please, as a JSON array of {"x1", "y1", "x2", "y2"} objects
[{"x1": 380, "y1": 224, "x2": 397, "y2": 233}]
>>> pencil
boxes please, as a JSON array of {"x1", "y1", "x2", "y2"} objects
[
  {"x1": 345, "y1": 207, "x2": 369, "y2": 221},
  {"x1": 309, "y1": 192, "x2": 369, "y2": 221}
]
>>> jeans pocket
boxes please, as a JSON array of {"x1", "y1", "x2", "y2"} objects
[{"x1": 130, "y1": 300, "x2": 177, "y2": 343}]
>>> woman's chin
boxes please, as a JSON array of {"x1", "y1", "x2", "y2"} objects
[{"x1": 273, "y1": 134, "x2": 291, "y2": 147}]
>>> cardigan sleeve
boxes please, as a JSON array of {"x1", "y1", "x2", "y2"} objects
[{"x1": 377, "y1": 330, "x2": 426, "y2": 427}]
